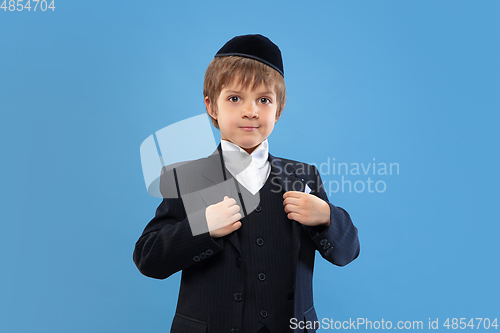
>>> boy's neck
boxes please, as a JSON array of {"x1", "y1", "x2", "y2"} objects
[{"x1": 221, "y1": 139, "x2": 268, "y2": 156}]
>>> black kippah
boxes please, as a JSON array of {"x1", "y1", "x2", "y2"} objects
[{"x1": 215, "y1": 34, "x2": 284, "y2": 77}]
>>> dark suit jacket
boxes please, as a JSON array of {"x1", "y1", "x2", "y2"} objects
[{"x1": 133, "y1": 146, "x2": 360, "y2": 333}]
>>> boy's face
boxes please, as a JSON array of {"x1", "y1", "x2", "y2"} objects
[{"x1": 205, "y1": 80, "x2": 278, "y2": 155}]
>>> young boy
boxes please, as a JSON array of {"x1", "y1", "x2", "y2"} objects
[{"x1": 134, "y1": 34, "x2": 359, "y2": 333}]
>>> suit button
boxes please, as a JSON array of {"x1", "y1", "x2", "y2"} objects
[
  {"x1": 200, "y1": 252, "x2": 207, "y2": 259},
  {"x1": 231, "y1": 329, "x2": 240, "y2": 333},
  {"x1": 258, "y1": 273, "x2": 266, "y2": 281},
  {"x1": 236, "y1": 257, "x2": 242, "y2": 267},
  {"x1": 256, "y1": 238, "x2": 264, "y2": 246},
  {"x1": 255, "y1": 205, "x2": 262, "y2": 213},
  {"x1": 323, "y1": 243, "x2": 331, "y2": 250},
  {"x1": 325, "y1": 247, "x2": 333, "y2": 254},
  {"x1": 234, "y1": 293, "x2": 243, "y2": 302},
  {"x1": 260, "y1": 310, "x2": 268, "y2": 318},
  {"x1": 206, "y1": 249, "x2": 213, "y2": 256},
  {"x1": 320, "y1": 239, "x2": 327, "y2": 246},
  {"x1": 193, "y1": 256, "x2": 200, "y2": 262}
]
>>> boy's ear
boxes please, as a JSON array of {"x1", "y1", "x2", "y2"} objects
[
  {"x1": 274, "y1": 100, "x2": 284, "y2": 123},
  {"x1": 204, "y1": 97, "x2": 217, "y2": 120},
  {"x1": 274, "y1": 108, "x2": 282, "y2": 123}
]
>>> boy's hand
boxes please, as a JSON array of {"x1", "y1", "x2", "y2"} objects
[
  {"x1": 206, "y1": 196, "x2": 242, "y2": 238},
  {"x1": 283, "y1": 191, "x2": 331, "y2": 227}
]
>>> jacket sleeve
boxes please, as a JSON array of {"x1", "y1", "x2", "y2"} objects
[
  {"x1": 307, "y1": 165, "x2": 360, "y2": 266},
  {"x1": 133, "y1": 168, "x2": 223, "y2": 279}
]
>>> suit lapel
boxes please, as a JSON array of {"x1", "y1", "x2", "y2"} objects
[
  {"x1": 199, "y1": 144, "x2": 242, "y2": 253},
  {"x1": 200, "y1": 145, "x2": 227, "y2": 185},
  {"x1": 268, "y1": 154, "x2": 302, "y2": 290}
]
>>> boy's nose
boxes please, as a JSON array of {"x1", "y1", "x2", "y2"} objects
[{"x1": 242, "y1": 102, "x2": 258, "y2": 118}]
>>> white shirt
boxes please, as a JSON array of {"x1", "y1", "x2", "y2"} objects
[{"x1": 220, "y1": 139, "x2": 271, "y2": 195}]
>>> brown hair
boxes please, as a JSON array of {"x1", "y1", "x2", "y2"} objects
[{"x1": 203, "y1": 56, "x2": 286, "y2": 129}]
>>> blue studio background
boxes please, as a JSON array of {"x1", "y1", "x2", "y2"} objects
[{"x1": 2, "y1": 1, "x2": 499, "y2": 332}]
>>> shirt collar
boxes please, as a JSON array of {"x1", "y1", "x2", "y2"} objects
[{"x1": 220, "y1": 139, "x2": 269, "y2": 174}]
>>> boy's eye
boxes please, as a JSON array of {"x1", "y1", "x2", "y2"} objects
[
  {"x1": 229, "y1": 96, "x2": 241, "y2": 103},
  {"x1": 259, "y1": 98, "x2": 271, "y2": 104}
]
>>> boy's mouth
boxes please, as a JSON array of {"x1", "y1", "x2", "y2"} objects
[{"x1": 239, "y1": 126, "x2": 258, "y2": 131}]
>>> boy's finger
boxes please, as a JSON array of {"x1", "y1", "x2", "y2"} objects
[
  {"x1": 226, "y1": 201, "x2": 240, "y2": 211},
  {"x1": 224, "y1": 197, "x2": 237, "y2": 206},
  {"x1": 287, "y1": 212, "x2": 302, "y2": 222},
  {"x1": 220, "y1": 221, "x2": 242, "y2": 236},
  {"x1": 283, "y1": 191, "x2": 302, "y2": 199},
  {"x1": 283, "y1": 197, "x2": 300, "y2": 206},
  {"x1": 284, "y1": 203, "x2": 301, "y2": 214},
  {"x1": 227, "y1": 203, "x2": 238, "y2": 211},
  {"x1": 230, "y1": 212, "x2": 242, "y2": 222}
]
